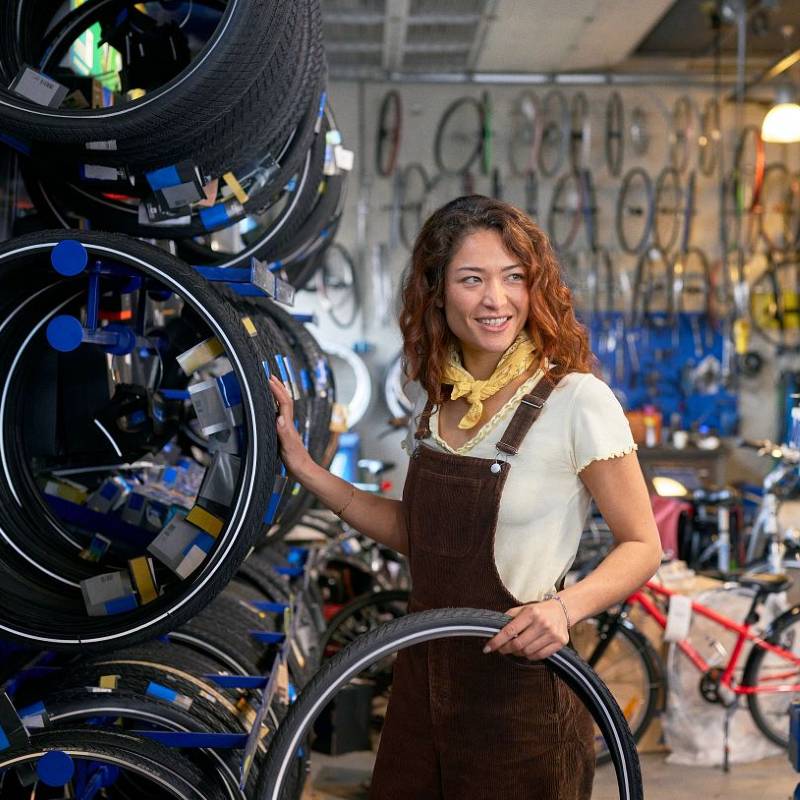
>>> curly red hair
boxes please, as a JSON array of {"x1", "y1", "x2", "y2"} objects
[{"x1": 399, "y1": 195, "x2": 594, "y2": 404}]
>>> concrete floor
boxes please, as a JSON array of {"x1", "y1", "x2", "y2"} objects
[{"x1": 301, "y1": 750, "x2": 798, "y2": 799}]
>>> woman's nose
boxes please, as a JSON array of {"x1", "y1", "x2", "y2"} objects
[{"x1": 481, "y1": 278, "x2": 505, "y2": 307}]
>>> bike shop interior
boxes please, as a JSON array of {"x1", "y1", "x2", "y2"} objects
[{"x1": 1, "y1": 1, "x2": 800, "y2": 799}]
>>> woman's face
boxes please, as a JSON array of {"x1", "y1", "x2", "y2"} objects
[{"x1": 443, "y1": 228, "x2": 530, "y2": 359}]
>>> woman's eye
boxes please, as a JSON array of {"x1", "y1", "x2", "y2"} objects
[
  {"x1": 462, "y1": 276, "x2": 480, "y2": 285},
  {"x1": 508, "y1": 273, "x2": 526, "y2": 282}
]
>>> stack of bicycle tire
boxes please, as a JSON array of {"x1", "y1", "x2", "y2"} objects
[{"x1": 0, "y1": 3, "x2": 345, "y2": 795}]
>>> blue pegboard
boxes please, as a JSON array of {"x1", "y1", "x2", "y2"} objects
[{"x1": 585, "y1": 311, "x2": 739, "y2": 435}]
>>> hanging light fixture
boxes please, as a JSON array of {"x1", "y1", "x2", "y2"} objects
[{"x1": 761, "y1": 83, "x2": 800, "y2": 143}]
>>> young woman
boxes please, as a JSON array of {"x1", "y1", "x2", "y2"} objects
[{"x1": 269, "y1": 195, "x2": 662, "y2": 800}]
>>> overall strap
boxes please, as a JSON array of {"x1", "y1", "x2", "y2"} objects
[
  {"x1": 414, "y1": 398, "x2": 436, "y2": 440},
  {"x1": 495, "y1": 375, "x2": 558, "y2": 455}
]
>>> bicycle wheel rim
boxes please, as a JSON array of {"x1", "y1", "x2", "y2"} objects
[
  {"x1": 256, "y1": 608, "x2": 643, "y2": 800},
  {"x1": 571, "y1": 616, "x2": 660, "y2": 764}
]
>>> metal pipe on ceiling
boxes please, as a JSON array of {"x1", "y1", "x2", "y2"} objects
[{"x1": 327, "y1": 69, "x2": 744, "y2": 88}]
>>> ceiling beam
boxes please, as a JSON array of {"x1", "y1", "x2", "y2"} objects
[
  {"x1": 467, "y1": 0, "x2": 501, "y2": 71},
  {"x1": 383, "y1": 0, "x2": 411, "y2": 72}
]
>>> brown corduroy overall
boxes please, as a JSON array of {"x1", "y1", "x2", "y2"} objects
[{"x1": 369, "y1": 377, "x2": 595, "y2": 800}]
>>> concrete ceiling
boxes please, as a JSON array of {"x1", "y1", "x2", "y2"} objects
[
  {"x1": 475, "y1": 0, "x2": 674, "y2": 73},
  {"x1": 322, "y1": 0, "x2": 800, "y2": 82}
]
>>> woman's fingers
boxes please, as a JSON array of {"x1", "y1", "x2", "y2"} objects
[{"x1": 268, "y1": 375, "x2": 294, "y2": 424}]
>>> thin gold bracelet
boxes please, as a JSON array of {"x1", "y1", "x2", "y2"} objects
[
  {"x1": 333, "y1": 486, "x2": 355, "y2": 518},
  {"x1": 543, "y1": 592, "x2": 572, "y2": 630}
]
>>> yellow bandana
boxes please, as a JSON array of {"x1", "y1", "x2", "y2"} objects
[{"x1": 442, "y1": 332, "x2": 536, "y2": 430}]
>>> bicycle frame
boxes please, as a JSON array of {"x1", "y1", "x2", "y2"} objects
[{"x1": 628, "y1": 580, "x2": 800, "y2": 696}]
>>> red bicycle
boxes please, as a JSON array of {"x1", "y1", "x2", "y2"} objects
[{"x1": 572, "y1": 571, "x2": 799, "y2": 762}]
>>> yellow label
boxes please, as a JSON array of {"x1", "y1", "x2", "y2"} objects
[
  {"x1": 99, "y1": 675, "x2": 118, "y2": 690},
  {"x1": 129, "y1": 557, "x2": 158, "y2": 604},
  {"x1": 186, "y1": 506, "x2": 224, "y2": 538},
  {"x1": 277, "y1": 660, "x2": 290, "y2": 704},
  {"x1": 241, "y1": 316, "x2": 258, "y2": 337},
  {"x1": 44, "y1": 480, "x2": 88, "y2": 505},
  {"x1": 223, "y1": 172, "x2": 249, "y2": 204},
  {"x1": 329, "y1": 402, "x2": 349, "y2": 433},
  {"x1": 176, "y1": 337, "x2": 224, "y2": 375}
]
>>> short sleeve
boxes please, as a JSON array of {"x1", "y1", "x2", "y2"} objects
[{"x1": 569, "y1": 374, "x2": 637, "y2": 473}]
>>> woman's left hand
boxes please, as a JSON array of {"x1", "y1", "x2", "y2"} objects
[{"x1": 482, "y1": 600, "x2": 569, "y2": 660}]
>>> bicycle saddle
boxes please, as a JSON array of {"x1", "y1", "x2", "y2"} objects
[
  {"x1": 736, "y1": 573, "x2": 791, "y2": 595},
  {"x1": 690, "y1": 486, "x2": 737, "y2": 504}
]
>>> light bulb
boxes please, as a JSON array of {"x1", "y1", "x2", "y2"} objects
[{"x1": 762, "y1": 101, "x2": 800, "y2": 143}]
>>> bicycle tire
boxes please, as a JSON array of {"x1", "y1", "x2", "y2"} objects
[
  {"x1": 669, "y1": 96, "x2": 694, "y2": 174},
  {"x1": 375, "y1": 90, "x2": 402, "y2": 178},
  {"x1": 398, "y1": 163, "x2": 429, "y2": 251},
  {"x1": 320, "y1": 588, "x2": 410, "y2": 658},
  {"x1": 547, "y1": 171, "x2": 584, "y2": 252},
  {"x1": 538, "y1": 90, "x2": 568, "y2": 178},
  {"x1": 605, "y1": 92, "x2": 625, "y2": 178},
  {"x1": 0, "y1": 728, "x2": 227, "y2": 800},
  {"x1": 653, "y1": 167, "x2": 682, "y2": 252},
  {"x1": 616, "y1": 167, "x2": 655, "y2": 254},
  {"x1": 569, "y1": 92, "x2": 591, "y2": 171},
  {"x1": 256, "y1": 608, "x2": 643, "y2": 800},
  {"x1": 433, "y1": 96, "x2": 484, "y2": 176},
  {"x1": 508, "y1": 91, "x2": 542, "y2": 177},
  {"x1": 0, "y1": 230, "x2": 276, "y2": 651},
  {"x1": 0, "y1": 0, "x2": 308, "y2": 179},
  {"x1": 317, "y1": 242, "x2": 360, "y2": 329},
  {"x1": 572, "y1": 614, "x2": 663, "y2": 765},
  {"x1": 699, "y1": 97, "x2": 721, "y2": 177}
]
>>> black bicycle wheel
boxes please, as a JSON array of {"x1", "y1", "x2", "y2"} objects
[
  {"x1": 547, "y1": 171, "x2": 584, "y2": 252},
  {"x1": 257, "y1": 608, "x2": 643, "y2": 800},
  {"x1": 0, "y1": 230, "x2": 277, "y2": 651},
  {"x1": 572, "y1": 614, "x2": 663, "y2": 765},
  {"x1": 508, "y1": 91, "x2": 542, "y2": 177},
  {"x1": 743, "y1": 606, "x2": 800, "y2": 747},
  {"x1": 317, "y1": 243, "x2": 360, "y2": 329},
  {"x1": 398, "y1": 163, "x2": 430, "y2": 250},
  {"x1": 631, "y1": 246, "x2": 674, "y2": 325},
  {"x1": 0, "y1": 729, "x2": 227, "y2": 800},
  {"x1": 538, "y1": 90, "x2": 568, "y2": 177},
  {"x1": 570, "y1": 92, "x2": 592, "y2": 171},
  {"x1": 653, "y1": 167, "x2": 682, "y2": 252},
  {"x1": 669, "y1": 95, "x2": 694, "y2": 174},
  {"x1": 629, "y1": 106, "x2": 649, "y2": 156},
  {"x1": 321, "y1": 589, "x2": 410, "y2": 659},
  {"x1": 605, "y1": 92, "x2": 625, "y2": 177},
  {"x1": 616, "y1": 168, "x2": 655, "y2": 254},
  {"x1": 698, "y1": 97, "x2": 721, "y2": 177},
  {"x1": 433, "y1": 96, "x2": 484, "y2": 176},
  {"x1": 376, "y1": 90, "x2": 402, "y2": 178}
]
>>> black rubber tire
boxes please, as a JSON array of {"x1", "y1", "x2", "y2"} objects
[
  {"x1": 743, "y1": 605, "x2": 800, "y2": 747},
  {"x1": 320, "y1": 589, "x2": 409, "y2": 657},
  {"x1": 40, "y1": 687, "x2": 246, "y2": 799},
  {"x1": 0, "y1": 1, "x2": 296, "y2": 172},
  {"x1": 616, "y1": 167, "x2": 655, "y2": 255},
  {"x1": 576, "y1": 615, "x2": 663, "y2": 765},
  {"x1": 256, "y1": 608, "x2": 643, "y2": 800},
  {"x1": 0, "y1": 230, "x2": 277, "y2": 651},
  {"x1": 0, "y1": 728, "x2": 228, "y2": 800},
  {"x1": 433, "y1": 96, "x2": 484, "y2": 176}
]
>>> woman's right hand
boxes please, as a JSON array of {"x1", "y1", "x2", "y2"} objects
[{"x1": 268, "y1": 374, "x2": 314, "y2": 478}]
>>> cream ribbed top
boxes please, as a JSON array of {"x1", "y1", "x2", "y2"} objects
[{"x1": 404, "y1": 371, "x2": 637, "y2": 603}]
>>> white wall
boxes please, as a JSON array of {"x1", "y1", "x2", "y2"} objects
[{"x1": 296, "y1": 78, "x2": 800, "y2": 493}]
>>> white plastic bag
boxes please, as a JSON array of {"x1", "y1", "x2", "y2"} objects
[{"x1": 663, "y1": 585, "x2": 786, "y2": 766}]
